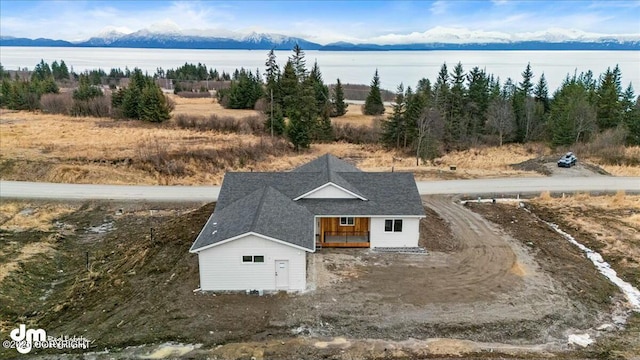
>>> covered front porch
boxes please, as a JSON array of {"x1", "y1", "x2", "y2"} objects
[{"x1": 316, "y1": 217, "x2": 370, "y2": 248}]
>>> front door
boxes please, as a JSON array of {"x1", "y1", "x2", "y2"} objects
[{"x1": 275, "y1": 260, "x2": 289, "y2": 290}]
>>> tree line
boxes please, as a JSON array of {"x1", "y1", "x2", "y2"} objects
[
  {"x1": 1, "y1": 60, "x2": 172, "y2": 121},
  {"x1": 1, "y1": 51, "x2": 638, "y2": 155},
  {"x1": 378, "y1": 62, "x2": 638, "y2": 162}
]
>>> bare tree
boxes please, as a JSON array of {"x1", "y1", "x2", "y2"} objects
[
  {"x1": 415, "y1": 107, "x2": 444, "y2": 165},
  {"x1": 486, "y1": 98, "x2": 515, "y2": 146},
  {"x1": 570, "y1": 96, "x2": 597, "y2": 143},
  {"x1": 523, "y1": 97, "x2": 545, "y2": 142}
]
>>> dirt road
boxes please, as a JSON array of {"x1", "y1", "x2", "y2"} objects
[
  {"x1": 278, "y1": 196, "x2": 592, "y2": 344},
  {"x1": 2, "y1": 176, "x2": 639, "y2": 201}
]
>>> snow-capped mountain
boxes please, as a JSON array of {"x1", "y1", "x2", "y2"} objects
[
  {"x1": 1, "y1": 25, "x2": 638, "y2": 50},
  {"x1": 366, "y1": 26, "x2": 640, "y2": 45}
]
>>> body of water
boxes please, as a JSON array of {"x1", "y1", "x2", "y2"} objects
[{"x1": 1, "y1": 47, "x2": 638, "y2": 93}]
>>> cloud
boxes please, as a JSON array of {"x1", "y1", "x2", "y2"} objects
[
  {"x1": 0, "y1": 0, "x2": 638, "y2": 44},
  {"x1": 430, "y1": 1, "x2": 448, "y2": 15}
]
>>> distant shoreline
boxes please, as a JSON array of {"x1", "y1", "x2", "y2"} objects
[{"x1": 1, "y1": 41, "x2": 639, "y2": 51}]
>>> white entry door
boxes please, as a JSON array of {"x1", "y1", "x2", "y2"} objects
[{"x1": 275, "y1": 260, "x2": 289, "y2": 290}]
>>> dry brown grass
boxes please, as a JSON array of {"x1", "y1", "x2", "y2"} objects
[
  {"x1": 3, "y1": 101, "x2": 637, "y2": 185},
  {"x1": 0, "y1": 202, "x2": 79, "y2": 231},
  {"x1": 585, "y1": 146, "x2": 640, "y2": 176},
  {"x1": 0, "y1": 109, "x2": 547, "y2": 184},
  {"x1": 0, "y1": 237, "x2": 56, "y2": 283},
  {"x1": 170, "y1": 94, "x2": 260, "y2": 118},
  {"x1": 532, "y1": 192, "x2": 640, "y2": 278},
  {"x1": 331, "y1": 104, "x2": 392, "y2": 126}
]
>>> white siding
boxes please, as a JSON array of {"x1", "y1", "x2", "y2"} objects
[
  {"x1": 301, "y1": 184, "x2": 358, "y2": 199},
  {"x1": 369, "y1": 217, "x2": 420, "y2": 248},
  {"x1": 197, "y1": 234, "x2": 307, "y2": 291}
]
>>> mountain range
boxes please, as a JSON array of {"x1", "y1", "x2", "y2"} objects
[{"x1": 2, "y1": 26, "x2": 639, "y2": 51}]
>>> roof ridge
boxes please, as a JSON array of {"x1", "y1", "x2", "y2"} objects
[{"x1": 250, "y1": 186, "x2": 271, "y2": 231}]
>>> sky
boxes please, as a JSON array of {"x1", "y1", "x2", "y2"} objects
[{"x1": 1, "y1": 0, "x2": 639, "y2": 44}]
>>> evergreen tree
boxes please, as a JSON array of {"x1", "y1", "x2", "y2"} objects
[
  {"x1": 305, "y1": 61, "x2": 332, "y2": 141},
  {"x1": 466, "y1": 66, "x2": 489, "y2": 138},
  {"x1": 280, "y1": 60, "x2": 299, "y2": 117},
  {"x1": 140, "y1": 85, "x2": 172, "y2": 122},
  {"x1": 264, "y1": 49, "x2": 280, "y2": 102},
  {"x1": 363, "y1": 69, "x2": 384, "y2": 115},
  {"x1": 519, "y1": 62, "x2": 534, "y2": 96},
  {"x1": 382, "y1": 83, "x2": 406, "y2": 148},
  {"x1": 625, "y1": 97, "x2": 640, "y2": 145},
  {"x1": 534, "y1": 73, "x2": 550, "y2": 113},
  {"x1": 73, "y1": 74, "x2": 103, "y2": 101},
  {"x1": 112, "y1": 68, "x2": 171, "y2": 122},
  {"x1": 219, "y1": 68, "x2": 264, "y2": 109},
  {"x1": 265, "y1": 103, "x2": 286, "y2": 136},
  {"x1": 331, "y1": 78, "x2": 347, "y2": 117},
  {"x1": 549, "y1": 77, "x2": 597, "y2": 145},
  {"x1": 622, "y1": 84, "x2": 639, "y2": 145},
  {"x1": 445, "y1": 62, "x2": 466, "y2": 145},
  {"x1": 290, "y1": 44, "x2": 307, "y2": 80},
  {"x1": 433, "y1": 63, "x2": 451, "y2": 147},
  {"x1": 31, "y1": 60, "x2": 52, "y2": 82},
  {"x1": 596, "y1": 66, "x2": 623, "y2": 129}
]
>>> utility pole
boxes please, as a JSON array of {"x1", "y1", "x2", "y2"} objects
[{"x1": 270, "y1": 88, "x2": 274, "y2": 137}]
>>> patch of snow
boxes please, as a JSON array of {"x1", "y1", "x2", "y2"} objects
[
  {"x1": 140, "y1": 342, "x2": 201, "y2": 359},
  {"x1": 86, "y1": 222, "x2": 115, "y2": 234},
  {"x1": 546, "y1": 222, "x2": 640, "y2": 312},
  {"x1": 567, "y1": 333, "x2": 593, "y2": 347}
]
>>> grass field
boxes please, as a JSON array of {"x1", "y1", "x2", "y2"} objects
[{"x1": 1, "y1": 96, "x2": 638, "y2": 185}]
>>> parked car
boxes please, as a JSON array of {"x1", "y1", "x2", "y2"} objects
[{"x1": 557, "y1": 152, "x2": 577, "y2": 168}]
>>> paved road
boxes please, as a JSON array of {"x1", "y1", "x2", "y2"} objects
[{"x1": 1, "y1": 177, "x2": 638, "y2": 202}]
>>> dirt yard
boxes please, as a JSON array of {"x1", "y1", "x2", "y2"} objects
[{"x1": 2, "y1": 196, "x2": 638, "y2": 359}]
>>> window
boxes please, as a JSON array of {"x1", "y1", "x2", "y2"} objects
[
  {"x1": 242, "y1": 255, "x2": 264, "y2": 263},
  {"x1": 384, "y1": 219, "x2": 403, "y2": 232},
  {"x1": 340, "y1": 217, "x2": 355, "y2": 226}
]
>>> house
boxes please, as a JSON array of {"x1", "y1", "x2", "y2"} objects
[{"x1": 189, "y1": 154, "x2": 425, "y2": 292}]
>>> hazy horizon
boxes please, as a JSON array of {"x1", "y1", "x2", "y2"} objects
[{"x1": 1, "y1": 1, "x2": 639, "y2": 45}]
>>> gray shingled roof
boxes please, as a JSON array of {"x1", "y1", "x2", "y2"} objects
[
  {"x1": 190, "y1": 186, "x2": 314, "y2": 252},
  {"x1": 190, "y1": 154, "x2": 424, "y2": 252}
]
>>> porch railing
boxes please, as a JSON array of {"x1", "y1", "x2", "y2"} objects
[{"x1": 323, "y1": 231, "x2": 370, "y2": 243}]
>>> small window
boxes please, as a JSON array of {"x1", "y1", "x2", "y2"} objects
[
  {"x1": 384, "y1": 219, "x2": 403, "y2": 232},
  {"x1": 394, "y1": 219, "x2": 403, "y2": 232},
  {"x1": 384, "y1": 219, "x2": 393, "y2": 232},
  {"x1": 242, "y1": 255, "x2": 265, "y2": 263},
  {"x1": 340, "y1": 217, "x2": 355, "y2": 226}
]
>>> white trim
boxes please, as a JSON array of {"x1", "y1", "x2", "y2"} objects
[
  {"x1": 189, "y1": 211, "x2": 216, "y2": 253},
  {"x1": 293, "y1": 182, "x2": 367, "y2": 201},
  {"x1": 315, "y1": 214, "x2": 426, "y2": 218},
  {"x1": 384, "y1": 219, "x2": 404, "y2": 233},
  {"x1": 190, "y1": 232, "x2": 314, "y2": 253}
]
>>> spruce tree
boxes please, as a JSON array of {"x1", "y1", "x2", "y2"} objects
[
  {"x1": 596, "y1": 67, "x2": 623, "y2": 129},
  {"x1": 363, "y1": 69, "x2": 384, "y2": 115},
  {"x1": 382, "y1": 83, "x2": 405, "y2": 148},
  {"x1": 290, "y1": 44, "x2": 307, "y2": 80},
  {"x1": 534, "y1": 73, "x2": 550, "y2": 113},
  {"x1": 331, "y1": 78, "x2": 347, "y2": 117}
]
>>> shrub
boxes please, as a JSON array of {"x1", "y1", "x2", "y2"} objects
[
  {"x1": 174, "y1": 114, "x2": 264, "y2": 134},
  {"x1": 40, "y1": 93, "x2": 73, "y2": 114},
  {"x1": 175, "y1": 91, "x2": 211, "y2": 98},
  {"x1": 332, "y1": 120, "x2": 381, "y2": 144},
  {"x1": 71, "y1": 95, "x2": 111, "y2": 118},
  {"x1": 134, "y1": 136, "x2": 291, "y2": 177}
]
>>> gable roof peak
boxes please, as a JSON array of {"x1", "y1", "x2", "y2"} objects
[{"x1": 292, "y1": 153, "x2": 362, "y2": 174}]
